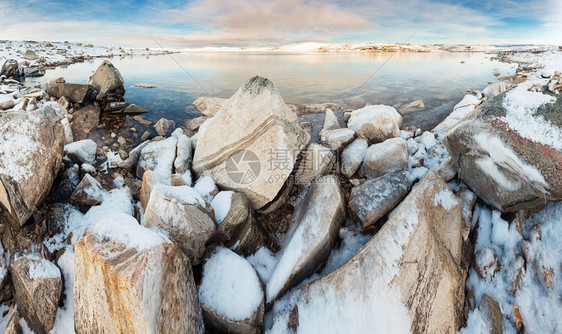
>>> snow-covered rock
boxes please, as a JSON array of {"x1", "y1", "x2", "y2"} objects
[
  {"x1": 173, "y1": 130, "x2": 192, "y2": 174},
  {"x1": 270, "y1": 170, "x2": 464, "y2": 333},
  {"x1": 432, "y1": 94, "x2": 481, "y2": 134},
  {"x1": 192, "y1": 76, "x2": 310, "y2": 210},
  {"x1": 445, "y1": 87, "x2": 561, "y2": 211},
  {"x1": 74, "y1": 212, "x2": 204, "y2": 333},
  {"x1": 321, "y1": 108, "x2": 339, "y2": 131},
  {"x1": 142, "y1": 184, "x2": 216, "y2": 265},
  {"x1": 88, "y1": 60, "x2": 125, "y2": 103},
  {"x1": 363, "y1": 137, "x2": 408, "y2": 178},
  {"x1": 348, "y1": 171, "x2": 413, "y2": 228},
  {"x1": 10, "y1": 255, "x2": 62, "y2": 334},
  {"x1": 0, "y1": 106, "x2": 65, "y2": 228},
  {"x1": 1, "y1": 59, "x2": 20, "y2": 78},
  {"x1": 482, "y1": 82, "x2": 510, "y2": 100},
  {"x1": 347, "y1": 105, "x2": 402, "y2": 143},
  {"x1": 294, "y1": 143, "x2": 334, "y2": 188},
  {"x1": 70, "y1": 174, "x2": 104, "y2": 208},
  {"x1": 64, "y1": 139, "x2": 97, "y2": 165},
  {"x1": 193, "y1": 97, "x2": 227, "y2": 117},
  {"x1": 199, "y1": 247, "x2": 264, "y2": 334},
  {"x1": 136, "y1": 136, "x2": 178, "y2": 180},
  {"x1": 266, "y1": 175, "x2": 344, "y2": 303},
  {"x1": 340, "y1": 137, "x2": 368, "y2": 178}
]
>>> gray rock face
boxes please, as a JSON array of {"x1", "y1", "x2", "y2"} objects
[
  {"x1": 348, "y1": 171, "x2": 413, "y2": 228},
  {"x1": 320, "y1": 128, "x2": 355, "y2": 151},
  {"x1": 0, "y1": 100, "x2": 15, "y2": 111},
  {"x1": 363, "y1": 137, "x2": 408, "y2": 178},
  {"x1": 266, "y1": 175, "x2": 344, "y2": 303},
  {"x1": 45, "y1": 80, "x2": 96, "y2": 104},
  {"x1": 445, "y1": 89, "x2": 562, "y2": 211},
  {"x1": 70, "y1": 105, "x2": 100, "y2": 141},
  {"x1": 154, "y1": 118, "x2": 176, "y2": 137},
  {"x1": 193, "y1": 97, "x2": 227, "y2": 117},
  {"x1": 294, "y1": 143, "x2": 334, "y2": 188},
  {"x1": 479, "y1": 294, "x2": 503, "y2": 334},
  {"x1": 142, "y1": 184, "x2": 216, "y2": 265},
  {"x1": 276, "y1": 171, "x2": 465, "y2": 333},
  {"x1": 341, "y1": 137, "x2": 368, "y2": 178},
  {"x1": 193, "y1": 76, "x2": 310, "y2": 210},
  {"x1": 88, "y1": 60, "x2": 126, "y2": 103},
  {"x1": 1, "y1": 59, "x2": 20, "y2": 78},
  {"x1": 10, "y1": 256, "x2": 62, "y2": 334},
  {"x1": 0, "y1": 107, "x2": 65, "y2": 229},
  {"x1": 74, "y1": 215, "x2": 204, "y2": 334}
]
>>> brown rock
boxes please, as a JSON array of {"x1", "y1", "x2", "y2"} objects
[{"x1": 70, "y1": 105, "x2": 100, "y2": 141}]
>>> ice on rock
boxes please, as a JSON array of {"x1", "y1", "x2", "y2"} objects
[
  {"x1": 433, "y1": 188, "x2": 459, "y2": 210},
  {"x1": 64, "y1": 140, "x2": 97, "y2": 165},
  {"x1": 136, "y1": 136, "x2": 178, "y2": 181},
  {"x1": 247, "y1": 247, "x2": 279, "y2": 283},
  {"x1": 211, "y1": 191, "x2": 234, "y2": 223},
  {"x1": 340, "y1": 138, "x2": 368, "y2": 178}
]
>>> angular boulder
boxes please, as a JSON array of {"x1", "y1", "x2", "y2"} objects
[
  {"x1": 363, "y1": 137, "x2": 408, "y2": 178},
  {"x1": 320, "y1": 128, "x2": 355, "y2": 151},
  {"x1": 45, "y1": 80, "x2": 96, "y2": 104},
  {"x1": 266, "y1": 175, "x2": 344, "y2": 303},
  {"x1": 70, "y1": 174, "x2": 104, "y2": 208},
  {"x1": 432, "y1": 94, "x2": 481, "y2": 134},
  {"x1": 74, "y1": 212, "x2": 204, "y2": 333},
  {"x1": 10, "y1": 256, "x2": 62, "y2": 334},
  {"x1": 0, "y1": 107, "x2": 65, "y2": 228},
  {"x1": 294, "y1": 143, "x2": 334, "y2": 188},
  {"x1": 192, "y1": 76, "x2": 310, "y2": 210},
  {"x1": 445, "y1": 88, "x2": 562, "y2": 211},
  {"x1": 0, "y1": 59, "x2": 20, "y2": 78},
  {"x1": 70, "y1": 105, "x2": 100, "y2": 141},
  {"x1": 275, "y1": 170, "x2": 464, "y2": 333},
  {"x1": 88, "y1": 60, "x2": 126, "y2": 103},
  {"x1": 142, "y1": 184, "x2": 216, "y2": 265},
  {"x1": 347, "y1": 105, "x2": 402, "y2": 143},
  {"x1": 198, "y1": 247, "x2": 264, "y2": 334},
  {"x1": 136, "y1": 137, "x2": 178, "y2": 180},
  {"x1": 341, "y1": 137, "x2": 368, "y2": 178},
  {"x1": 348, "y1": 171, "x2": 413, "y2": 228}
]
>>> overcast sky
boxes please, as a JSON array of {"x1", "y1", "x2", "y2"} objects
[{"x1": 0, "y1": 0, "x2": 560, "y2": 47}]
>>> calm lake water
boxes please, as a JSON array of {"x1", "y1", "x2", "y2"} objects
[{"x1": 26, "y1": 52, "x2": 515, "y2": 130}]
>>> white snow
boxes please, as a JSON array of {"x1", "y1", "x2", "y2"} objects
[
  {"x1": 27, "y1": 256, "x2": 61, "y2": 280},
  {"x1": 137, "y1": 137, "x2": 178, "y2": 182},
  {"x1": 501, "y1": 81, "x2": 560, "y2": 151},
  {"x1": 193, "y1": 176, "x2": 216, "y2": 201},
  {"x1": 433, "y1": 188, "x2": 459, "y2": 210},
  {"x1": 247, "y1": 247, "x2": 279, "y2": 284},
  {"x1": 151, "y1": 183, "x2": 206, "y2": 207},
  {"x1": 64, "y1": 139, "x2": 97, "y2": 165},
  {"x1": 211, "y1": 191, "x2": 234, "y2": 223},
  {"x1": 461, "y1": 202, "x2": 562, "y2": 333},
  {"x1": 198, "y1": 247, "x2": 263, "y2": 321},
  {"x1": 50, "y1": 247, "x2": 76, "y2": 334}
]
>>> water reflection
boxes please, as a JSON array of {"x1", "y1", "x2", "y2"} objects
[{"x1": 26, "y1": 51, "x2": 515, "y2": 129}]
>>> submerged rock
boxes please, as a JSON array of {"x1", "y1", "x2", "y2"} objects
[
  {"x1": 154, "y1": 118, "x2": 176, "y2": 137},
  {"x1": 445, "y1": 89, "x2": 562, "y2": 211},
  {"x1": 10, "y1": 256, "x2": 62, "y2": 334},
  {"x1": 273, "y1": 171, "x2": 464, "y2": 333},
  {"x1": 142, "y1": 184, "x2": 216, "y2": 265},
  {"x1": 88, "y1": 60, "x2": 126, "y2": 103},
  {"x1": 192, "y1": 76, "x2": 310, "y2": 210},
  {"x1": 0, "y1": 107, "x2": 65, "y2": 228},
  {"x1": 74, "y1": 213, "x2": 204, "y2": 333},
  {"x1": 193, "y1": 97, "x2": 227, "y2": 117},
  {"x1": 266, "y1": 175, "x2": 344, "y2": 303},
  {"x1": 198, "y1": 247, "x2": 264, "y2": 334}
]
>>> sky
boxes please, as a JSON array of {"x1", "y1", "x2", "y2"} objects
[{"x1": 0, "y1": 0, "x2": 560, "y2": 47}]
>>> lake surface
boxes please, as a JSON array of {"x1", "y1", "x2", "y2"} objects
[{"x1": 26, "y1": 52, "x2": 515, "y2": 130}]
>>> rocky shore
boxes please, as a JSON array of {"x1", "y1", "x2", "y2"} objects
[{"x1": 0, "y1": 45, "x2": 561, "y2": 333}]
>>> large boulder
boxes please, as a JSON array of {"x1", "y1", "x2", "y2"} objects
[
  {"x1": 70, "y1": 105, "x2": 100, "y2": 141},
  {"x1": 142, "y1": 184, "x2": 216, "y2": 265},
  {"x1": 445, "y1": 87, "x2": 562, "y2": 211},
  {"x1": 136, "y1": 137, "x2": 178, "y2": 180},
  {"x1": 45, "y1": 80, "x2": 96, "y2": 104},
  {"x1": 10, "y1": 256, "x2": 62, "y2": 334},
  {"x1": 347, "y1": 105, "x2": 402, "y2": 143},
  {"x1": 193, "y1": 97, "x2": 227, "y2": 117},
  {"x1": 0, "y1": 107, "x2": 65, "y2": 228},
  {"x1": 74, "y1": 212, "x2": 204, "y2": 333},
  {"x1": 348, "y1": 171, "x2": 413, "y2": 228},
  {"x1": 272, "y1": 170, "x2": 465, "y2": 333},
  {"x1": 266, "y1": 175, "x2": 344, "y2": 303},
  {"x1": 0, "y1": 59, "x2": 20, "y2": 78},
  {"x1": 363, "y1": 137, "x2": 408, "y2": 178},
  {"x1": 192, "y1": 76, "x2": 310, "y2": 210},
  {"x1": 88, "y1": 60, "x2": 126, "y2": 103},
  {"x1": 198, "y1": 247, "x2": 264, "y2": 334}
]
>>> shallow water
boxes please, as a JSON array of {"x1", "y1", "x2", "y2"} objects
[{"x1": 26, "y1": 52, "x2": 515, "y2": 129}]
